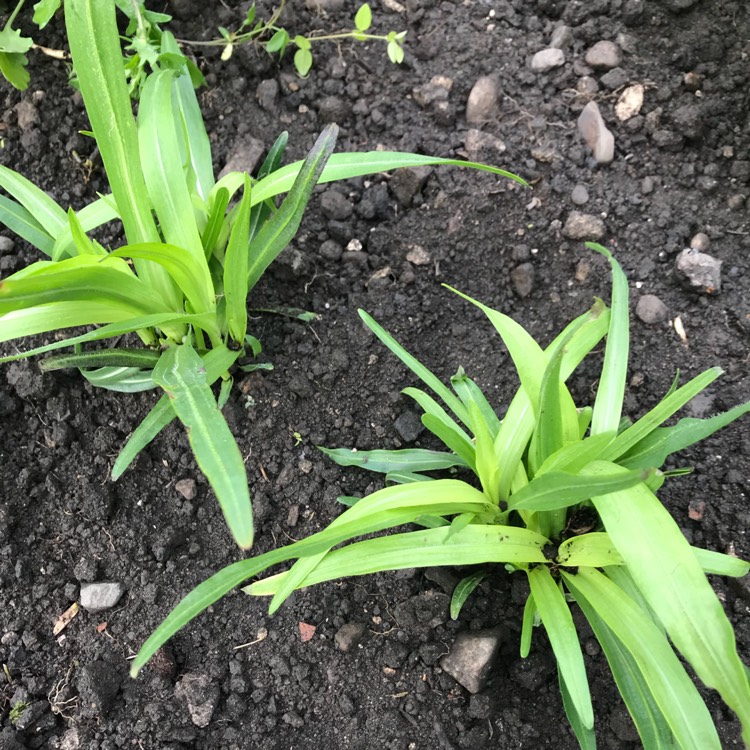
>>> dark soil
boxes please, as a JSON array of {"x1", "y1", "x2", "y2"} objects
[{"x1": 1, "y1": 0, "x2": 749, "y2": 748}]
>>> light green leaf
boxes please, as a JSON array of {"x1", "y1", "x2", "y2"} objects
[
  {"x1": 387, "y1": 40, "x2": 404, "y2": 64},
  {"x1": 223, "y1": 175, "x2": 252, "y2": 343},
  {"x1": 319, "y1": 446, "x2": 468, "y2": 474},
  {"x1": 588, "y1": 244, "x2": 629, "y2": 436},
  {"x1": 564, "y1": 568, "x2": 720, "y2": 750},
  {"x1": 0, "y1": 51, "x2": 29, "y2": 90},
  {"x1": 80, "y1": 366, "x2": 157, "y2": 392},
  {"x1": 528, "y1": 565, "x2": 593, "y2": 729},
  {"x1": 559, "y1": 670, "x2": 597, "y2": 750},
  {"x1": 585, "y1": 461, "x2": 750, "y2": 740},
  {"x1": 152, "y1": 345, "x2": 253, "y2": 549},
  {"x1": 246, "y1": 125, "x2": 338, "y2": 292},
  {"x1": 294, "y1": 47, "x2": 313, "y2": 77},
  {"x1": 520, "y1": 593, "x2": 536, "y2": 658},
  {"x1": 0, "y1": 193, "x2": 55, "y2": 255},
  {"x1": 354, "y1": 3, "x2": 372, "y2": 32},
  {"x1": 33, "y1": 0, "x2": 62, "y2": 28},
  {"x1": 557, "y1": 533, "x2": 624, "y2": 568},
  {"x1": 0, "y1": 26, "x2": 33, "y2": 54},
  {"x1": 450, "y1": 571, "x2": 486, "y2": 619}
]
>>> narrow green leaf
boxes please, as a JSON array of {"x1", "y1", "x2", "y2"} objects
[
  {"x1": 603, "y1": 368, "x2": 724, "y2": 462},
  {"x1": 50, "y1": 197, "x2": 120, "y2": 259},
  {"x1": 108, "y1": 243, "x2": 216, "y2": 316},
  {"x1": 319, "y1": 446, "x2": 468, "y2": 474},
  {"x1": 520, "y1": 593, "x2": 536, "y2": 658},
  {"x1": 588, "y1": 244, "x2": 629, "y2": 436},
  {"x1": 469, "y1": 400, "x2": 499, "y2": 502},
  {"x1": 564, "y1": 568, "x2": 720, "y2": 749},
  {"x1": 528, "y1": 565, "x2": 593, "y2": 729},
  {"x1": 248, "y1": 131, "x2": 288, "y2": 243},
  {"x1": 66, "y1": 208, "x2": 104, "y2": 257},
  {"x1": 359, "y1": 310, "x2": 469, "y2": 428},
  {"x1": 201, "y1": 187, "x2": 230, "y2": 259},
  {"x1": 246, "y1": 125, "x2": 338, "y2": 292},
  {"x1": 692, "y1": 547, "x2": 750, "y2": 578},
  {"x1": 536, "y1": 432, "x2": 616, "y2": 476},
  {"x1": 40, "y1": 348, "x2": 161, "y2": 371},
  {"x1": 0, "y1": 164, "x2": 68, "y2": 240},
  {"x1": 0, "y1": 194, "x2": 55, "y2": 255},
  {"x1": 585, "y1": 461, "x2": 750, "y2": 740},
  {"x1": 559, "y1": 670, "x2": 598, "y2": 750},
  {"x1": 508, "y1": 467, "x2": 645, "y2": 512},
  {"x1": 451, "y1": 368, "x2": 501, "y2": 439},
  {"x1": 249, "y1": 524, "x2": 548, "y2": 597},
  {"x1": 65, "y1": 0, "x2": 179, "y2": 308},
  {"x1": 80, "y1": 366, "x2": 157, "y2": 392},
  {"x1": 619, "y1": 402, "x2": 750, "y2": 470},
  {"x1": 223, "y1": 175, "x2": 252, "y2": 343},
  {"x1": 573, "y1": 592, "x2": 675, "y2": 749},
  {"x1": 557, "y1": 533, "x2": 624, "y2": 568},
  {"x1": 152, "y1": 345, "x2": 253, "y2": 549},
  {"x1": 450, "y1": 571, "x2": 486, "y2": 619}
]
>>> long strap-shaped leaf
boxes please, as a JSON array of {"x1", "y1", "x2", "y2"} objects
[
  {"x1": 528, "y1": 565, "x2": 594, "y2": 730},
  {"x1": 588, "y1": 244, "x2": 630, "y2": 435},
  {"x1": 131, "y1": 479, "x2": 515, "y2": 676},
  {"x1": 584, "y1": 461, "x2": 750, "y2": 741},
  {"x1": 0, "y1": 193, "x2": 55, "y2": 255},
  {"x1": 564, "y1": 568, "x2": 720, "y2": 749},
  {"x1": 65, "y1": 0, "x2": 179, "y2": 309},
  {"x1": 223, "y1": 175, "x2": 252, "y2": 343},
  {"x1": 250, "y1": 524, "x2": 548, "y2": 596},
  {"x1": 319, "y1": 446, "x2": 468, "y2": 473},
  {"x1": 212, "y1": 151, "x2": 529, "y2": 207},
  {"x1": 246, "y1": 125, "x2": 338, "y2": 292},
  {"x1": 569, "y1": 576, "x2": 678, "y2": 749},
  {"x1": 152, "y1": 345, "x2": 253, "y2": 550}
]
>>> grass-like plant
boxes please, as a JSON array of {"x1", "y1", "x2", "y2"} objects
[
  {"x1": 130, "y1": 244, "x2": 750, "y2": 748},
  {"x1": 0, "y1": 0, "x2": 520, "y2": 549}
]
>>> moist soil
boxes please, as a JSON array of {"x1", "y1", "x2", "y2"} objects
[{"x1": 1, "y1": 0, "x2": 749, "y2": 748}]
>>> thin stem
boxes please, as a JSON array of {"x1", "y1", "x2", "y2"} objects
[{"x1": 6, "y1": 0, "x2": 27, "y2": 29}]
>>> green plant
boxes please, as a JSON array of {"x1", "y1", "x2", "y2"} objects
[
  {"x1": 129, "y1": 245, "x2": 750, "y2": 748},
  {"x1": 185, "y1": 1, "x2": 405, "y2": 77},
  {"x1": 8, "y1": 699, "x2": 29, "y2": 725},
  {"x1": 0, "y1": 0, "x2": 522, "y2": 550}
]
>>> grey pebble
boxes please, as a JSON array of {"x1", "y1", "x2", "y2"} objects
[
  {"x1": 389, "y1": 165, "x2": 432, "y2": 207},
  {"x1": 335, "y1": 622, "x2": 366, "y2": 652},
  {"x1": 394, "y1": 410, "x2": 424, "y2": 443},
  {"x1": 510, "y1": 263, "x2": 535, "y2": 297},
  {"x1": 562, "y1": 211, "x2": 606, "y2": 241},
  {"x1": 218, "y1": 136, "x2": 265, "y2": 179},
  {"x1": 690, "y1": 232, "x2": 710, "y2": 251},
  {"x1": 600, "y1": 67, "x2": 630, "y2": 90},
  {"x1": 571, "y1": 184, "x2": 589, "y2": 205},
  {"x1": 175, "y1": 673, "x2": 220, "y2": 728},
  {"x1": 320, "y1": 190, "x2": 353, "y2": 221},
  {"x1": 550, "y1": 25, "x2": 573, "y2": 49},
  {"x1": 466, "y1": 76, "x2": 499, "y2": 124},
  {"x1": 175, "y1": 478, "x2": 196, "y2": 500},
  {"x1": 577, "y1": 101, "x2": 615, "y2": 164},
  {"x1": 576, "y1": 76, "x2": 599, "y2": 98},
  {"x1": 80, "y1": 582, "x2": 125, "y2": 613},
  {"x1": 675, "y1": 249, "x2": 722, "y2": 294},
  {"x1": 319, "y1": 239, "x2": 343, "y2": 261},
  {"x1": 635, "y1": 295, "x2": 669, "y2": 324},
  {"x1": 255, "y1": 79, "x2": 279, "y2": 111},
  {"x1": 530, "y1": 48, "x2": 565, "y2": 73},
  {"x1": 585, "y1": 40, "x2": 621, "y2": 70},
  {"x1": 441, "y1": 629, "x2": 502, "y2": 694}
]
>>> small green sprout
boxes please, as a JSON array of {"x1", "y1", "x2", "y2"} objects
[
  {"x1": 129, "y1": 245, "x2": 750, "y2": 750},
  {"x1": 9, "y1": 699, "x2": 29, "y2": 725}
]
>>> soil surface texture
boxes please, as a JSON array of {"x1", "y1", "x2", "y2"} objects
[{"x1": 1, "y1": 0, "x2": 749, "y2": 748}]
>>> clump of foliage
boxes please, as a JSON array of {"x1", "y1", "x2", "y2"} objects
[
  {"x1": 0, "y1": 0, "x2": 404, "y2": 92},
  {"x1": 130, "y1": 245, "x2": 750, "y2": 749},
  {"x1": 0, "y1": 0, "x2": 521, "y2": 549}
]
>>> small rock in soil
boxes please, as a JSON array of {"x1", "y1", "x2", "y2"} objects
[
  {"x1": 405, "y1": 244, "x2": 431, "y2": 265},
  {"x1": 576, "y1": 77, "x2": 599, "y2": 98},
  {"x1": 728, "y1": 194, "x2": 746, "y2": 210},
  {"x1": 80, "y1": 582, "x2": 125, "y2": 612},
  {"x1": 600, "y1": 67, "x2": 630, "y2": 90},
  {"x1": 440, "y1": 629, "x2": 502, "y2": 694},
  {"x1": 689, "y1": 500, "x2": 706, "y2": 521},
  {"x1": 530, "y1": 48, "x2": 565, "y2": 72},
  {"x1": 562, "y1": 211, "x2": 606, "y2": 240},
  {"x1": 77, "y1": 660, "x2": 122, "y2": 718},
  {"x1": 174, "y1": 673, "x2": 220, "y2": 728},
  {"x1": 175, "y1": 478, "x2": 196, "y2": 500},
  {"x1": 15, "y1": 100, "x2": 39, "y2": 131},
  {"x1": 609, "y1": 704, "x2": 641, "y2": 742},
  {"x1": 585, "y1": 40, "x2": 621, "y2": 70},
  {"x1": 690, "y1": 232, "x2": 710, "y2": 251},
  {"x1": 335, "y1": 622, "x2": 366, "y2": 652},
  {"x1": 316, "y1": 95, "x2": 349, "y2": 124},
  {"x1": 466, "y1": 76, "x2": 499, "y2": 124},
  {"x1": 672, "y1": 104, "x2": 704, "y2": 140},
  {"x1": 218, "y1": 135, "x2": 265, "y2": 179},
  {"x1": 675, "y1": 248, "x2": 722, "y2": 294},
  {"x1": 652, "y1": 130, "x2": 684, "y2": 151},
  {"x1": 464, "y1": 129, "x2": 506, "y2": 161},
  {"x1": 615, "y1": 84, "x2": 645, "y2": 121},
  {"x1": 255, "y1": 79, "x2": 278, "y2": 111},
  {"x1": 73, "y1": 558, "x2": 97, "y2": 582},
  {"x1": 413, "y1": 76, "x2": 452, "y2": 108},
  {"x1": 635, "y1": 294, "x2": 669, "y2": 324},
  {"x1": 571, "y1": 184, "x2": 589, "y2": 205},
  {"x1": 319, "y1": 239, "x2": 343, "y2": 260},
  {"x1": 549, "y1": 25, "x2": 573, "y2": 49},
  {"x1": 394, "y1": 410, "x2": 424, "y2": 442},
  {"x1": 320, "y1": 189, "x2": 353, "y2": 220},
  {"x1": 577, "y1": 101, "x2": 615, "y2": 164},
  {"x1": 510, "y1": 263, "x2": 535, "y2": 297},
  {"x1": 12, "y1": 701, "x2": 50, "y2": 732},
  {"x1": 389, "y1": 165, "x2": 432, "y2": 207}
]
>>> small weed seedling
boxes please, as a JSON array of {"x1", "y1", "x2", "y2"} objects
[
  {"x1": 0, "y1": 0, "x2": 522, "y2": 549},
  {"x1": 129, "y1": 246, "x2": 750, "y2": 749}
]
